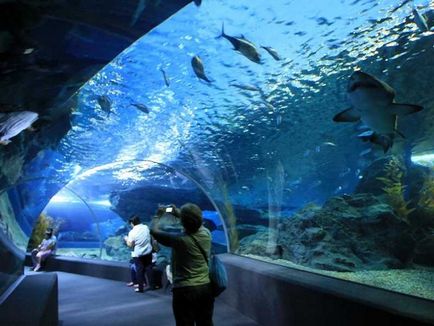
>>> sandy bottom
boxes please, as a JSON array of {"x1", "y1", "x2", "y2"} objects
[{"x1": 244, "y1": 254, "x2": 434, "y2": 301}]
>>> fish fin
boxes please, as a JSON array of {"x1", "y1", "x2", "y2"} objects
[
  {"x1": 357, "y1": 130, "x2": 374, "y2": 138},
  {"x1": 358, "y1": 132, "x2": 393, "y2": 153},
  {"x1": 359, "y1": 148, "x2": 372, "y2": 156},
  {"x1": 373, "y1": 133, "x2": 394, "y2": 153},
  {"x1": 216, "y1": 22, "x2": 225, "y2": 39},
  {"x1": 394, "y1": 129, "x2": 406, "y2": 138},
  {"x1": 389, "y1": 103, "x2": 423, "y2": 116},
  {"x1": 333, "y1": 108, "x2": 361, "y2": 122}
]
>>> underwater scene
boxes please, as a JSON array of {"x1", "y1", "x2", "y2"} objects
[{"x1": 0, "y1": 0, "x2": 433, "y2": 301}]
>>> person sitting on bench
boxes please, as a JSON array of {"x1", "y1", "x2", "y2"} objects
[{"x1": 31, "y1": 228, "x2": 57, "y2": 272}]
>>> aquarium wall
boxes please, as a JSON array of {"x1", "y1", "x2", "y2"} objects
[
  {"x1": 1, "y1": 0, "x2": 434, "y2": 303},
  {"x1": 0, "y1": 0, "x2": 193, "y2": 298}
]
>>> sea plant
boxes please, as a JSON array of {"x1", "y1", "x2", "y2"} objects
[
  {"x1": 27, "y1": 213, "x2": 62, "y2": 251},
  {"x1": 418, "y1": 173, "x2": 434, "y2": 214},
  {"x1": 220, "y1": 181, "x2": 239, "y2": 252},
  {"x1": 376, "y1": 157, "x2": 414, "y2": 223}
]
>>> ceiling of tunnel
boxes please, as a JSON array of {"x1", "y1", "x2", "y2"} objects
[
  {"x1": 52, "y1": 0, "x2": 434, "y2": 203},
  {"x1": 2, "y1": 0, "x2": 434, "y2": 213}
]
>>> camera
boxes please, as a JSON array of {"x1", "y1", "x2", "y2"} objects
[{"x1": 165, "y1": 207, "x2": 173, "y2": 213}]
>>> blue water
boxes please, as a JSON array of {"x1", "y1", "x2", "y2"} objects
[{"x1": 17, "y1": 1, "x2": 432, "y2": 293}]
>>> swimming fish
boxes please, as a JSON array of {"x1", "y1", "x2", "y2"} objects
[
  {"x1": 333, "y1": 71, "x2": 423, "y2": 153},
  {"x1": 130, "y1": 0, "x2": 147, "y2": 27},
  {"x1": 261, "y1": 46, "x2": 281, "y2": 61},
  {"x1": 0, "y1": 111, "x2": 38, "y2": 145},
  {"x1": 132, "y1": 103, "x2": 150, "y2": 114},
  {"x1": 229, "y1": 83, "x2": 261, "y2": 92},
  {"x1": 217, "y1": 23, "x2": 261, "y2": 64},
  {"x1": 322, "y1": 142, "x2": 337, "y2": 147},
  {"x1": 191, "y1": 55, "x2": 211, "y2": 83},
  {"x1": 97, "y1": 95, "x2": 112, "y2": 117},
  {"x1": 160, "y1": 68, "x2": 170, "y2": 87},
  {"x1": 412, "y1": 8, "x2": 429, "y2": 32}
]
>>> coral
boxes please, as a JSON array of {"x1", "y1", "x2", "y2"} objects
[{"x1": 376, "y1": 157, "x2": 414, "y2": 223}]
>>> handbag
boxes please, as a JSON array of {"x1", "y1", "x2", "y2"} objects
[{"x1": 190, "y1": 235, "x2": 228, "y2": 297}]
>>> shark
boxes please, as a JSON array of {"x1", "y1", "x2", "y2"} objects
[
  {"x1": 217, "y1": 23, "x2": 261, "y2": 64},
  {"x1": 333, "y1": 71, "x2": 423, "y2": 153},
  {"x1": 191, "y1": 55, "x2": 211, "y2": 83}
]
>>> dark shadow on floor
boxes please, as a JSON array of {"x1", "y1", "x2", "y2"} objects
[{"x1": 51, "y1": 270, "x2": 258, "y2": 326}]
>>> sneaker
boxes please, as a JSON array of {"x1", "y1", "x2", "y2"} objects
[
  {"x1": 126, "y1": 282, "x2": 135, "y2": 287},
  {"x1": 135, "y1": 288, "x2": 144, "y2": 293}
]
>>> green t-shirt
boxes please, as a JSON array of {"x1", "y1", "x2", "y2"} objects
[{"x1": 151, "y1": 226, "x2": 211, "y2": 288}]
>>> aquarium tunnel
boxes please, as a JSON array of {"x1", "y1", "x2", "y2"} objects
[{"x1": 0, "y1": 0, "x2": 433, "y2": 325}]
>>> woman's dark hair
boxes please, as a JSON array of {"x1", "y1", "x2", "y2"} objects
[
  {"x1": 180, "y1": 203, "x2": 203, "y2": 234},
  {"x1": 129, "y1": 215, "x2": 141, "y2": 226}
]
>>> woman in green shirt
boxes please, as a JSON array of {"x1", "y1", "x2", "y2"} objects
[{"x1": 151, "y1": 203, "x2": 214, "y2": 326}]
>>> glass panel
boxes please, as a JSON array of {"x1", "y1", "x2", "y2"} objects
[
  {"x1": 39, "y1": 161, "x2": 227, "y2": 263},
  {"x1": 1, "y1": 0, "x2": 432, "y2": 303},
  {"x1": 48, "y1": 0, "x2": 430, "y2": 300}
]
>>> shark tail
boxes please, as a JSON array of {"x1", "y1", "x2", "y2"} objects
[{"x1": 216, "y1": 22, "x2": 225, "y2": 39}]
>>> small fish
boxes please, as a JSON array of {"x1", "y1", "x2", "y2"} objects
[
  {"x1": 261, "y1": 46, "x2": 281, "y2": 61},
  {"x1": 193, "y1": 0, "x2": 202, "y2": 6},
  {"x1": 276, "y1": 114, "x2": 282, "y2": 126},
  {"x1": 322, "y1": 142, "x2": 337, "y2": 147},
  {"x1": 160, "y1": 68, "x2": 170, "y2": 87},
  {"x1": 0, "y1": 111, "x2": 39, "y2": 145},
  {"x1": 191, "y1": 55, "x2": 211, "y2": 83},
  {"x1": 412, "y1": 8, "x2": 429, "y2": 32},
  {"x1": 360, "y1": 148, "x2": 372, "y2": 156},
  {"x1": 130, "y1": 0, "x2": 147, "y2": 27},
  {"x1": 217, "y1": 23, "x2": 261, "y2": 64},
  {"x1": 333, "y1": 71, "x2": 423, "y2": 153},
  {"x1": 97, "y1": 95, "x2": 112, "y2": 117},
  {"x1": 132, "y1": 103, "x2": 150, "y2": 114},
  {"x1": 229, "y1": 83, "x2": 261, "y2": 92}
]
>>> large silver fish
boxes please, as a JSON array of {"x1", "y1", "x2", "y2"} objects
[
  {"x1": 0, "y1": 111, "x2": 38, "y2": 145},
  {"x1": 333, "y1": 71, "x2": 423, "y2": 152},
  {"x1": 191, "y1": 55, "x2": 211, "y2": 83},
  {"x1": 218, "y1": 23, "x2": 261, "y2": 64}
]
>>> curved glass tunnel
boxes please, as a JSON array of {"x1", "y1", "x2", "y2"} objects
[{"x1": 0, "y1": 0, "x2": 433, "y2": 305}]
